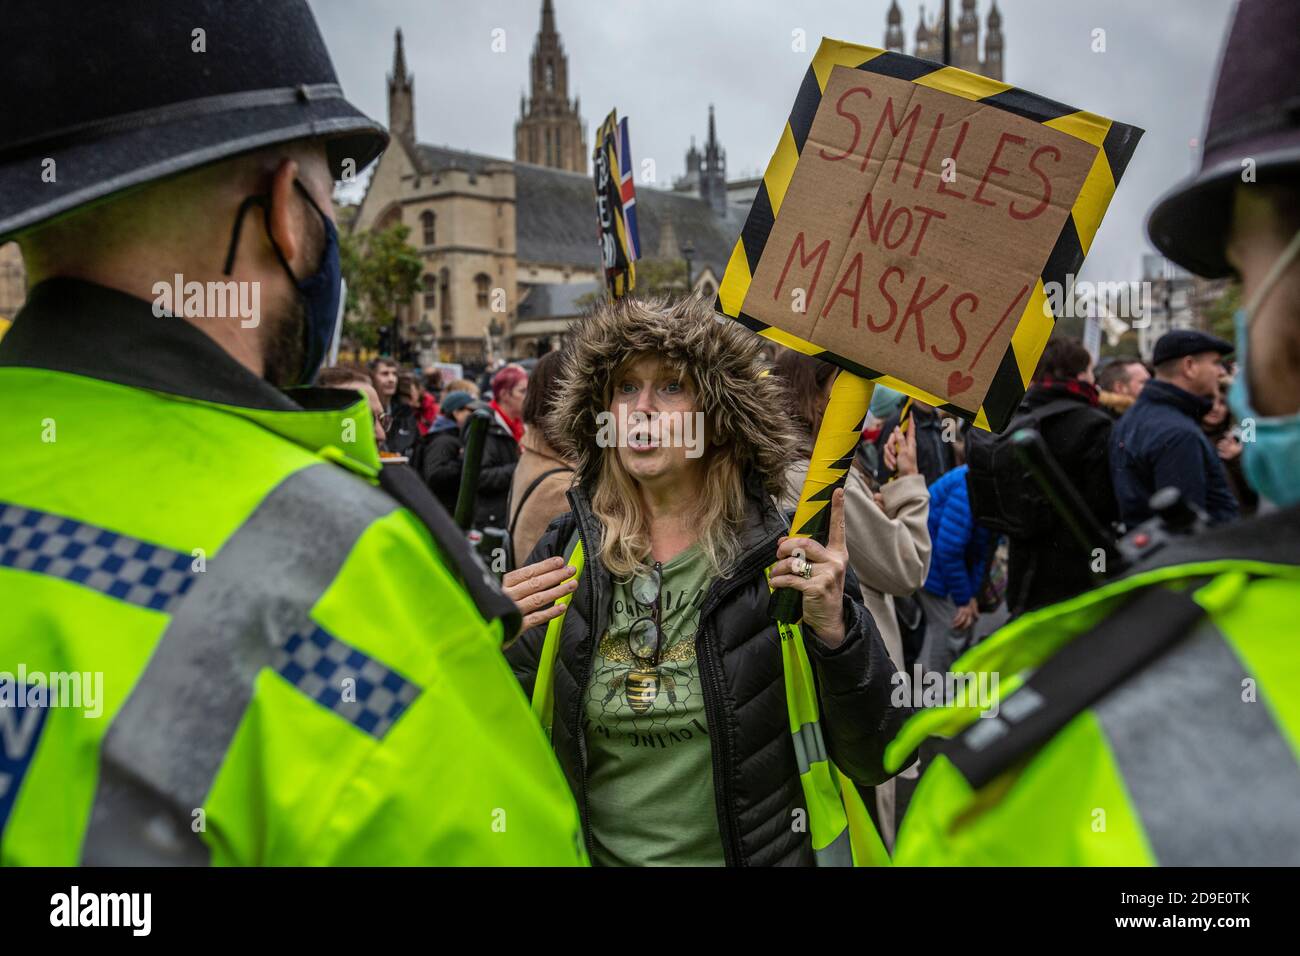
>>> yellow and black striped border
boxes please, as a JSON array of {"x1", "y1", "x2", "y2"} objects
[{"x1": 715, "y1": 38, "x2": 1143, "y2": 432}]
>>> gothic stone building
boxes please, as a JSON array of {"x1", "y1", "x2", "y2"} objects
[
  {"x1": 351, "y1": 2, "x2": 741, "y2": 364},
  {"x1": 515, "y1": 0, "x2": 586, "y2": 173},
  {"x1": 886, "y1": 0, "x2": 1005, "y2": 80}
]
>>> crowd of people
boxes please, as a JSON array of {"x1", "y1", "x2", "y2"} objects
[
  {"x1": 324, "y1": 355, "x2": 573, "y2": 560},
  {"x1": 333, "y1": 303, "x2": 1259, "y2": 854}
]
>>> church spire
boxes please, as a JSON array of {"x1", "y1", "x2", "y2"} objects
[
  {"x1": 700, "y1": 105, "x2": 727, "y2": 218},
  {"x1": 387, "y1": 28, "x2": 415, "y2": 142},
  {"x1": 885, "y1": 0, "x2": 905, "y2": 52},
  {"x1": 514, "y1": 1, "x2": 586, "y2": 172},
  {"x1": 985, "y1": 1, "x2": 1004, "y2": 81}
]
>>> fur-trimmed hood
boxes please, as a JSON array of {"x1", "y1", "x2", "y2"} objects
[
  {"x1": 1099, "y1": 389, "x2": 1136, "y2": 417},
  {"x1": 544, "y1": 295, "x2": 799, "y2": 498}
]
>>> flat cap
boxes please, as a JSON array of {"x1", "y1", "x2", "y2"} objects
[{"x1": 1152, "y1": 329, "x2": 1233, "y2": 366}]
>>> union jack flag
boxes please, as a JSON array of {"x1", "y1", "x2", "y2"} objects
[
  {"x1": 593, "y1": 109, "x2": 641, "y2": 297},
  {"x1": 617, "y1": 117, "x2": 641, "y2": 261}
]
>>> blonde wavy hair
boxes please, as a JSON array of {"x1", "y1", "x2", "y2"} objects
[{"x1": 591, "y1": 355, "x2": 747, "y2": 580}]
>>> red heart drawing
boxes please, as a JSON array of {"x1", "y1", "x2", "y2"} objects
[{"x1": 947, "y1": 371, "x2": 975, "y2": 396}]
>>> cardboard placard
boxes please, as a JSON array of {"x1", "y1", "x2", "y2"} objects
[{"x1": 716, "y1": 40, "x2": 1143, "y2": 431}]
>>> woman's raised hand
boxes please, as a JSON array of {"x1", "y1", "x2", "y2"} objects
[{"x1": 769, "y1": 488, "x2": 849, "y2": 648}]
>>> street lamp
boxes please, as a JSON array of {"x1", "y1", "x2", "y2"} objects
[
  {"x1": 388, "y1": 308, "x2": 401, "y2": 361},
  {"x1": 415, "y1": 317, "x2": 435, "y2": 369},
  {"x1": 680, "y1": 238, "x2": 696, "y2": 294},
  {"x1": 942, "y1": 0, "x2": 951, "y2": 66},
  {"x1": 488, "y1": 316, "x2": 504, "y2": 362}
]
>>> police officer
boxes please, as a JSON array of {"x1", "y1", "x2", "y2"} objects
[
  {"x1": 0, "y1": 1, "x2": 583, "y2": 865},
  {"x1": 889, "y1": 0, "x2": 1300, "y2": 865}
]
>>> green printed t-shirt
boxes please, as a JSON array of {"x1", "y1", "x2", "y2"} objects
[{"x1": 584, "y1": 544, "x2": 725, "y2": 867}]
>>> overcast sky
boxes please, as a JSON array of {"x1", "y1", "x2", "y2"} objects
[{"x1": 311, "y1": 0, "x2": 1236, "y2": 285}]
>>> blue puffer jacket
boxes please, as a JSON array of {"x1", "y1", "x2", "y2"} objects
[
  {"x1": 1110, "y1": 380, "x2": 1239, "y2": 527},
  {"x1": 922, "y1": 465, "x2": 991, "y2": 605}
]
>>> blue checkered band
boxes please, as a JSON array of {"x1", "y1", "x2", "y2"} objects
[
  {"x1": 273, "y1": 626, "x2": 421, "y2": 739},
  {"x1": 0, "y1": 501, "x2": 196, "y2": 612}
]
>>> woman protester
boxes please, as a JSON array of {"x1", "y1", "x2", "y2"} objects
[
  {"x1": 772, "y1": 349, "x2": 931, "y2": 851},
  {"x1": 503, "y1": 296, "x2": 910, "y2": 867},
  {"x1": 508, "y1": 350, "x2": 576, "y2": 567}
]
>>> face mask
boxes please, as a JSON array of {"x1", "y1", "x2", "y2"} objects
[
  {"x1": 1226, "y1": 225, "x2": 1300, "y2": 507},
  {"x1": 223, "y1": 179, "x2": 342, "y2": 386}
]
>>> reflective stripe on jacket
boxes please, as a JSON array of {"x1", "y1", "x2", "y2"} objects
[
  {"x1": 889, "y1": 504, "x2": 1300, "y2": 865},
  {"x1": 0, "y1": 278, "x2": 584, "y2": 866}
]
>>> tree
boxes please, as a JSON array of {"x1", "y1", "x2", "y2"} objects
[
  {"x1": 1202, "y1": 281, "x2": 1240, "y2": 343},
  {"x1": 339, "y1": 222, "x2": 423, "y2": 357},
  {"x1": 338, "y1": 229, "x2": 374, "y2": 353}
]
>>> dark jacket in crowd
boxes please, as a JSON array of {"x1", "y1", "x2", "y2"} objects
[
  {"x1": 1110, "y1": 379, "x2": 1240, "y2": 527},
  {"x1": 1006, "y1": 382, "x2": 1117, "y2": 615},
  {"x1": 1203, "y1": 417, "x2": 1260, "y2": 517},
  {"x1": 471, "y1": 412, "x2": 521, "y2": 530},
  {"x1": 385, "y1": 397, "x2": 421, "y2": 458},
  {"x1": 874, "y1": 405, "x2": 956, "y2": 486},
  {"x1": 505, "y1": 478, "x2": 912, "y2": 866},
  {"x1": 419, "y1": 415, "x2": 465, "y2": 515}
]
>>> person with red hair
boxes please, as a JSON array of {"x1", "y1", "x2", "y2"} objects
[
  {"x1": 491, "y1": 364, "x2": 528, "y2": 444},
  {"x1": 459, "y1": 363, "x2": 527, "y2": 532}
]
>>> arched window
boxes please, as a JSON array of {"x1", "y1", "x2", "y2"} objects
[
  {"x1": 544, "y1": 62, "x2": 555, "y2": 93},
  {"x1": 375, "y1": 204, "x2": 401, "y2": 232},
  {"x1": 439, "y1": 268, "x2": 452, "y2": 335},
  {"x1": 475, "y1": 273, "x2": 492, "y2": 309},
  {"x1": 701, "y1": 281, "x2": 716, "y2": 298},
  {"x1": 421, "y1": 210, "x2": 436, "y2": 247},
  {"x1": 422, "y1": 273, "x2": 437, "y2": 310}
]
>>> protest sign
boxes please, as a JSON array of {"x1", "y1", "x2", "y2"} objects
[{"x1": 716, "y1": 39, "x2": 1143, "y2": 431}]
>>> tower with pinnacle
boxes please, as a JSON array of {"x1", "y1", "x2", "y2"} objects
[
  {"x1": 884, "y1": 0, "x2": 1004, "y2": 81},
  {"x1": 387, "y1": 28, "x2": 415, "y2": 142},
  {"x1": 514, "y1": 0, "x2": 587, "y2": 172},
  {"x1": 699, "y1": 106, "x2": 728, "y2": 218}
]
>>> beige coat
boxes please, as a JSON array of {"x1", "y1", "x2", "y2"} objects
[
  {"x1": 508, "y1": 427, "x2": 576, "y2": 567},
  {"x1": 781, "y1": 460, "x2": 931, "y2": 849}
]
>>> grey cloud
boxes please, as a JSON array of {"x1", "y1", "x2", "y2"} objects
[{"x1": 312, "y1": 0, "x2": 1237, "y2": 283}]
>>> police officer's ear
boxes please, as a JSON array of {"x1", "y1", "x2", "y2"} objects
[{"x1": 266, "y1": 159, "x2": 310, "y2": 275}]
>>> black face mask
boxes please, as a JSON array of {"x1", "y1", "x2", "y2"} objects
[{"x1": 223, "y1": 179, "x2": 342, "y2": 387}]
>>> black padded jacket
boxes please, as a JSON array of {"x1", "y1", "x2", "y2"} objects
[{"x1": 504, "y1": 478, "x2": 913, "y2": 866}]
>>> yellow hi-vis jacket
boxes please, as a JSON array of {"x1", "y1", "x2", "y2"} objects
[{"x1": 0, "y1": 278, "x2": 585, "y2": 865}]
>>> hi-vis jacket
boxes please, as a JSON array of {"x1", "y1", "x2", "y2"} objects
[
  {"x1": 888, "y1": 504, "x2": 1300, "y2": 865},
  {"x1": 0, "y1": 278, "x2": 585, "y2": 866}
]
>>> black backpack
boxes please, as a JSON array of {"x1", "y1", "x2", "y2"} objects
[{"x1": 965, "y1": 399, "x2": 1081, "y2": 539}]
